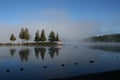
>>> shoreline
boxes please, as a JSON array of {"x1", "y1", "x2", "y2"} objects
[{"x1": 0, "y1": 42, "x2": 60, "y2": 46}]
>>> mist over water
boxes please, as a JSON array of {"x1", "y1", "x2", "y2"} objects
[
  {"x1": 0, "y1": 0, "x2": 120, "y2": 80},
  {"x1": 0, "y1": 43, "x2": 120, "y2": 79}
]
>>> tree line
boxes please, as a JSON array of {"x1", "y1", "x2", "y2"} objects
[
  {"x1": 83, "y1": 33, "x2": 120, "y2": 42},
  {"x1": 10, "y1": 28, "x2": 60, "y2": 43}
]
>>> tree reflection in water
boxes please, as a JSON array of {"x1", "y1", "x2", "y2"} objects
[
  {"x1": 34, "y1": 47, "x2": 46, "y2": 60},
  {"x1": 19, "y1": 48, "x2": 30, "y2": 62},
  {"x1": 9, "y1": 46, "x2": 62, "y2": 62},
  {"x1": 10, "y1": 48, "x2": 16, "y2": 56},
  {"x1": 88, "y1": 45, "x2": 120, "y2": 52},
  {"x1": 48, "y1": 46, "x2": 60, "y2": 58},
  {"x1": 34, "y1": 46, "x2": 61, "y2": 59}
]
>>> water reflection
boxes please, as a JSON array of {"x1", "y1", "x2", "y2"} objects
[
  {"x1": 87, "y1": 45, "x2": 120, "y2": 52},
  {"x1": 34, "y1": 46, "x2": 61, "y2": 59},
  {"x1": 48, "y1": 46, "x2": 60, "y2": 58},
  {"x1": 19, "y1": 48, "x2": 30, "y2": 62},
  {"x1": 10, "y1": 48, "x2": 16, "y2": 56},
  {"x1": 34, "y1": 47, "x2": 46, "y2": 60},
  {"x1": 1, "y1": 44, "x2": 120, "y2": 80},
  {"x1": 9, "y1": 46, "x2": 61, "y2": 62}
]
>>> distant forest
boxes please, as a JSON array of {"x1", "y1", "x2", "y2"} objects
[{"x1": 83, "y1": 34, "x2": 120, "y2": 42}]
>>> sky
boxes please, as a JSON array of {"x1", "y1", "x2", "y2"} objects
[{"x1": 0, "y1": 0, "x2": 120, "y2": 42}]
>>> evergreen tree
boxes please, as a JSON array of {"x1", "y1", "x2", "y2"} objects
[
  {"x1": 48, "y1": 31, "x2": 56, "y2": 42},
  {"x1": 24, "y1": 28, "x2": 30, "y2": 41},
  {"x1": 10, "y1": 33, "x2": 16, "y2": 42},
  {"x1": 34, "y1": 30, "x2": 40, "y2": 42},
  {"x1": 40, "y1": 29, "x2": 46, "y2": 42},
  {"x1": 55, "y1": 33, "x2": 60, "y2": 41},
  {"x1": 19, "y1": 27, "x2": 30, "y2": 42},
  {"x1": 19, "y1": 27, "x2": 25, "y2": 42}
]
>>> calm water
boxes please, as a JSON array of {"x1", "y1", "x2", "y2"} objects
[{"x1": 0, "y1": 43, "x2": 120, "y2": 80}]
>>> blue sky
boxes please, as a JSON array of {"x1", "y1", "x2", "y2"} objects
[
  {"x1": 0, "y1": 0, "x2": 119, "y2": 23},
  {"x1": 0, "y1": 0, "x2": 120, "y2": 42}
]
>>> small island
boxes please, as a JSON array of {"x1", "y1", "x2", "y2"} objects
[
  {"x1": 83, "y1": 33, "x2": 120, "y2": 42},
  {"x1": 0, "y1": 28, "x2": 62, "y2": 46}
]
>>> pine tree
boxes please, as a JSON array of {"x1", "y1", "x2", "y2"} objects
[
  {"x1": 19, "y1": 27, "x2": 25, "y2": 41},
  {"x1": 19, "y1": 27, "x2": 30, "y2": 42},
  {"x1": 48, "y1": 31, "x2": 56, "y2": 42},
  {"x1": 24, "y1": 28, "x2": 30, "y2": 41},
  {"x1": 55, "y1": 33, "x2": 60, "y2": 41},
  {"x1": 34, "y1": 30, "x2": 40, "y2": 42},
  {"x1": 40, "y1": 29, "x2": 46, "y2": 42},
  {"x1": 10, "y1": 33, "x2": 16, "y2": 42}
]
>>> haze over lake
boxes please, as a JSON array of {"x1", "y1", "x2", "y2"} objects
[
  {"x1": 0, "y1": 42, "x2": 120, "y2": 80},
  {"x1": 0, "y1": 0, "x2": 120, "y2": 80}
]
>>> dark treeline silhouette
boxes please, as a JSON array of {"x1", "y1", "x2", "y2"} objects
[{"x1": 83, "y1": 33, "x2": 120, "y2": 42}]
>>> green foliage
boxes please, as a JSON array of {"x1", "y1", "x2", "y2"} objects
[
  {"x1": 19, "y1": 27, "x2": 25, "y2": 40},
  {"x1": 24, "y1": 28, "x2": 30, "y2": 41},
  {"x1": 19, "y1": 28, "x2": 30, "y2": 42},
  {"x1": 48, "y1": 31, "x2": 56, "y2": 42},
  {"x1": 10, "y1": 34, "x2": 16, "y2": 41},
  {"x1": 8, "y1": 28, "x2": 62, "y2": 44},
  {"x1": 40, "y1": 29, "x2": 46, "y2": 42},
  {"x1": 34, "y1": 30, "x2": 40, "y2": 42},
  {"x1": 55, "y1": 33, "x2": 60, "y2": 41}
]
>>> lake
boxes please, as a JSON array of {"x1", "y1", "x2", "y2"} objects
[{"x1": 0, "y1": 42, "x2": 120, "y2": 80}]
